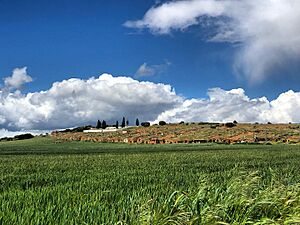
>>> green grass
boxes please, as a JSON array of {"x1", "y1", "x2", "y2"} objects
[{"x1": 1, "y1": 137, "x2": 300, "y2": 224}]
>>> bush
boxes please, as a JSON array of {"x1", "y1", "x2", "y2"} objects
[
  {"x1": 225, "y1": 122, "x2": 236, "y2": 128},
  {"x1": 0, "y1": 137, "x2": 14, "y2": 142},
  {"x1": 141, "y1": 122, "x2": 150, "y2": 127},
  {"x1": 14, "y1": 133, "x2": 34, "y2": 140},
  {"x1": 159, "y1": 121, "x2": 167, "y2": 126}
]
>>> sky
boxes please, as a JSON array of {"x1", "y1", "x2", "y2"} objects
[{"x1": 0, "y1": 0, "x2": 300, "y2": 136}]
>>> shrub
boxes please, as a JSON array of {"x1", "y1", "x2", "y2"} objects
[
  {"x1": 225, "y1": 122, "x2": 236, "y2": 128},
  {"x1": 141, "y1": 122, "x2": 150, "y2": 127},
  {"x1": 14, "y1": 133, "x2": 34, "y2": 140},
  {"x1": 159, "y1": 121, "x2": 167, "y2": 126}
]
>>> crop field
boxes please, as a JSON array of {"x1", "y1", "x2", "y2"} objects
[{"x1": 1, "y1": 138, "x2": 300, "y2": 224}]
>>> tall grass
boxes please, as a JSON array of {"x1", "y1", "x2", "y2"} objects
[{"x1": 138, "y1": 170, "x2": 300, "y2": 224}]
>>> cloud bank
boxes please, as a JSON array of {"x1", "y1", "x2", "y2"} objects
[
  {"x1": 0, "y1": 67, "x2": 300, "y2": 137},
  {"x1": 155, "y1": 88, "x2": 300, "y2": 124},
  {"x1": 0, "y1": 69, "x2": 181, "y2": 131},
  {"x1": 125, "y1": 0, "x2": 300, "y2": 82}
]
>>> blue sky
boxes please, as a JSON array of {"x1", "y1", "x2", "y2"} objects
[
  {"x1": 0, "y1": 0, "x2": 300, "y2": 134},
  {"x1": 1, "y1": 0, "x2": 299, "y2": 100}
]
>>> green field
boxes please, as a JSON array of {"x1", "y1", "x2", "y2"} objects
[{"x1": 1, "y1": 138, "x2": 300, "y2": 224}]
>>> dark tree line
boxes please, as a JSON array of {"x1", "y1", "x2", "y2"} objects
[
  {"x1": 96, "y1": 117, "x2": 142, "y2": 129},
  {"x1": 96, "y1": 120, "x2": 107, "y2": 129}
]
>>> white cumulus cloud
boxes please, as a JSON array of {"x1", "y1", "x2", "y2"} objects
[
  {"x1": 155, "y1": 88, "x2": 300, "y2": 124},
  {"x1": 4, "y1": 67, "x2": 33, "y2": 90},
  {"x1": 0, "y1": 73, "x2": 181, "y2": 131},
  {"x1": 125, "y1": 0, "x2": 300, "y2": 82}
]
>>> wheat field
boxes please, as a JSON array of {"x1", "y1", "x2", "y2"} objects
[{"x1": 1, "y1": 137, "x2": 300, "y2": 224}]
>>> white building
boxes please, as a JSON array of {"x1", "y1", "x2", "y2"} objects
[{"x1": 83, "y1": 127, "x2": 118, "y2": 133}]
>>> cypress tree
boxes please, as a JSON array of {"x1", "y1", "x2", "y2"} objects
[
  {"x1": 126, "y1": 120, "x2": 129, "y2": 127},
  {"x1": 102, "y1": 120, "x2": 107, "y2": 129},
  {"x1": 116, "y1": 121, "x2": 119, "y2": 129},
  {"x1": 121, "y1": 117, "x2": 126, "y2": 128},
  {"x1": 96, "y1": 120, "x2": 102, "y2": 129},
  {"x1": 136, "y1": 118, "x2": 139, "y2": 126}
]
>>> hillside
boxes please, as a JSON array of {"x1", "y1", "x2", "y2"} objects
[{"x1": 52, "y1": 123, "x2": 300, "y2": 144}]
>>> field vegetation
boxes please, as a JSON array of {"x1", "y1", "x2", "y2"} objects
[{"x1": 1, "y1": 137, "x2": 300, "y2": 224}]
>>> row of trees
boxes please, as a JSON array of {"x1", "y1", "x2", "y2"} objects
[
  {"x1": 96, "y1": 120, "x2": 107, "y2": 129},
  {"x1": 96, "y1": 117, "x2": 141, "y2": 129}
]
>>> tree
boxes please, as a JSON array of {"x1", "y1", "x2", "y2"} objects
[
  {"x1": 121, "y1": 117, "x2": 126, "y2": 128},
  {"x1": 136, "y1": 118, "x2": 139, "y2": 126},
  {"x1": 116, "y1": 121, "x2": 119, "y2": 129},
  {"x1": 102, "y1": 120, "x2": 107, "y2": 129},
  {"x1": 96, "y1": 120, "x2": 102, "y2": 129},
  {"x1": 126, "y1": 120, "x2": 129, "y2": 127}
]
